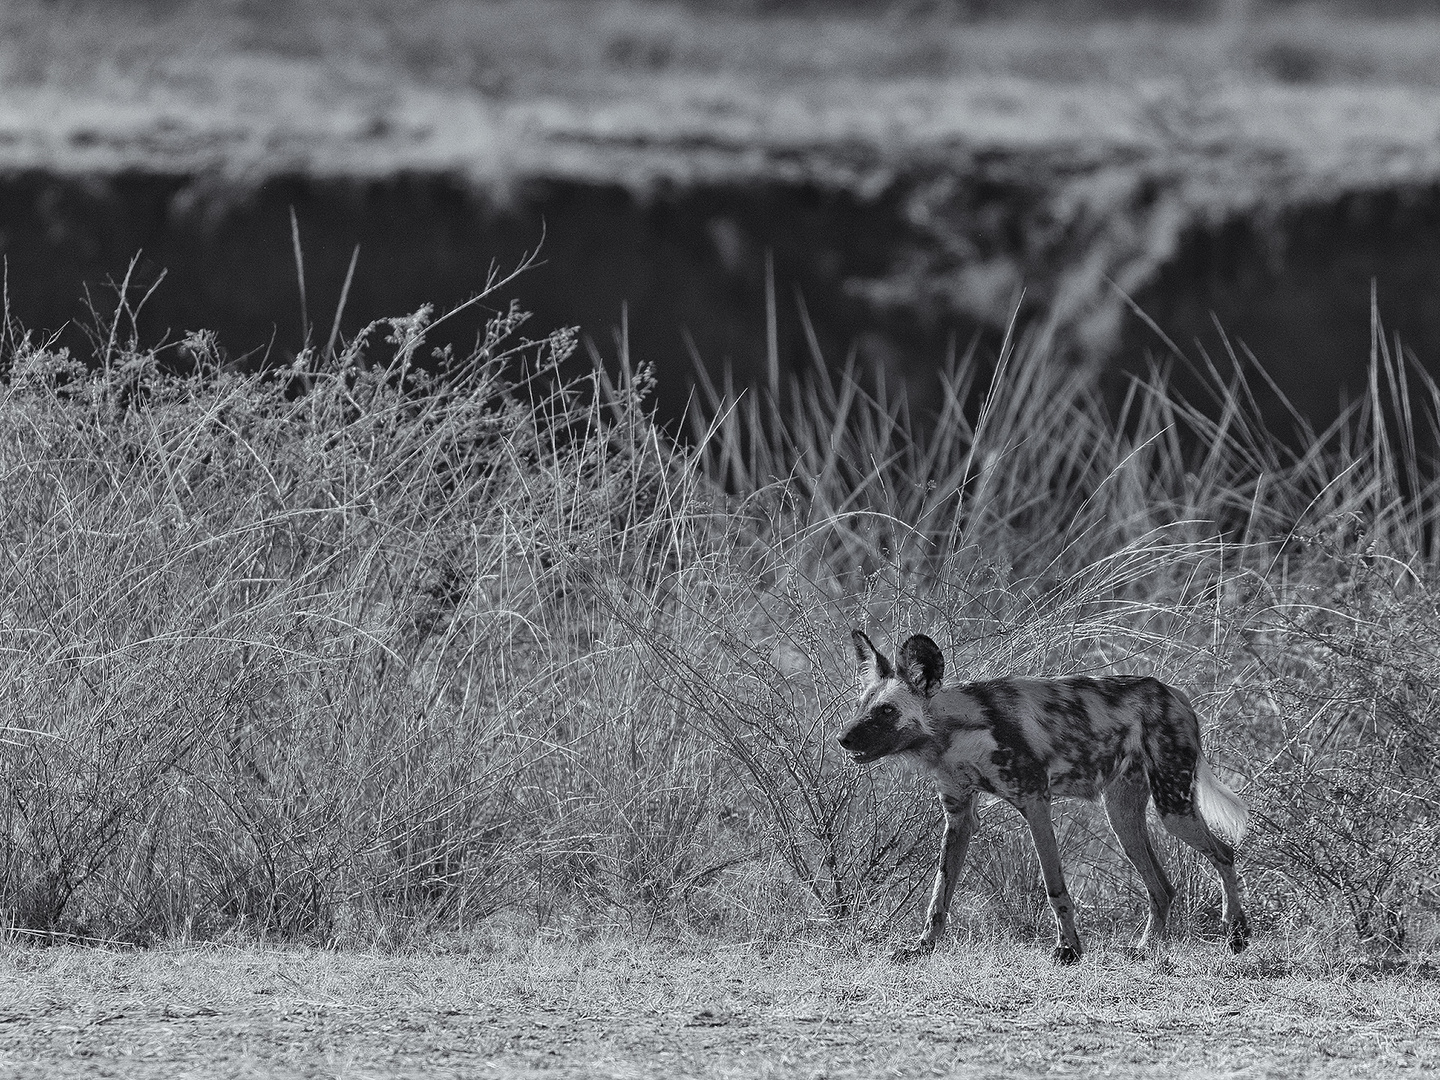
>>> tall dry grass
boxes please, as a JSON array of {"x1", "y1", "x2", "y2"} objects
[{"x1": 0, "y1": 281, "x2": 1435, "y2": 952}]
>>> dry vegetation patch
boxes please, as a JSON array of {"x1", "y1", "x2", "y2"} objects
[{"x1": 0, "y1": 275, "x2": 1437, "y2": 955}]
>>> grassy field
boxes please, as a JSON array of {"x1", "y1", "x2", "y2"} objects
[
  {"x1": 1, "y1": 269, "x2": 1437, "y2": 951},
  {"x1": 2, "y1": 934, "x2": 1437, "y2": 1078}
]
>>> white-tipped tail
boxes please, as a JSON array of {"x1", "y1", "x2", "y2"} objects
[{"x1": 1194, "y1": 756, "x2": 1249, "y2": 845}]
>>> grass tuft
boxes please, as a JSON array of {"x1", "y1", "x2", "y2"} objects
[{"x1": 0, "y1": 277, "x2": 1436, "y2": 955}]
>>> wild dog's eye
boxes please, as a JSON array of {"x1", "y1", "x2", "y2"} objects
[{"x1": 875, "y1": 703, "x2": 898, "y2": 719}]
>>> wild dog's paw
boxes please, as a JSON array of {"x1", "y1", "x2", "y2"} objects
[
  {"x1": 888, "y1": 941, "x2": 934, "y2": 964},
  {"x1": 1051, "y1": 944, "x2": 1082, "y2": 966}
]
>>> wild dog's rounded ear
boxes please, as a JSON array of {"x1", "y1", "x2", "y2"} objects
[
  {"x1": 898, "y1": 635, "x2": 944, "y2": 697},
  {"x1": 852, "y1": 629, "x2": 894, "y2": 687}
]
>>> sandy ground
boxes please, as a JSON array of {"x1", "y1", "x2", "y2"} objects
[{"x1": 1, "y1": 937, "x2": 1436, "y2": 1079}]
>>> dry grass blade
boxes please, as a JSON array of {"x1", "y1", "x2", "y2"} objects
[{"x1": 0, "y1": 277, "x2": 1437, "y2": 952}]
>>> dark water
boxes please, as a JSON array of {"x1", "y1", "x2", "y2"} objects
[
  {"x1": 1121, "y1": 187, "x2": 1440, "y2": 434},
  {"x1": 0, "y1": 171, "x2": 920, "y2": 424},
  {"x1": 3, "y1": 168, "x2": 1439, "y2": 435}
]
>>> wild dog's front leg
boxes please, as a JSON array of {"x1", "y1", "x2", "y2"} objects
[
  {"x1": 891, "y1": 790, "x2": 977, "y2": 962},
  {"x1": 1018, "y1": 796, "x2": 1084, "y2": 966}
]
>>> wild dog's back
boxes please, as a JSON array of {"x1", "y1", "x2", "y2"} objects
[{"x1": 926, "y1": 675, "x2": 1167, "y2": 801}]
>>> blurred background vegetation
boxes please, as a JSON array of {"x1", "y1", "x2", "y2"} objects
[{"x1": 8, "y1": 0, "x2": 1440, "y2": 98}]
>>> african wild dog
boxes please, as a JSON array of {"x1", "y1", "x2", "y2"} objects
[{"x1": 839, "y1": 630, "x2": 1250, "y2": 965}]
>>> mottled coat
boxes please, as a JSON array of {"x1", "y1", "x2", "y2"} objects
[{"x1": 839, "y1": 630, "x2": 1249, "y2": 964}]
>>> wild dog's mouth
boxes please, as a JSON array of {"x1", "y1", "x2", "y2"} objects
[
  {"x1": 838, "y1": 717, "x2": 906, "y2": 764},
  {"x1": 845, "y1": 746, "x2": 887, "y2": 765}
]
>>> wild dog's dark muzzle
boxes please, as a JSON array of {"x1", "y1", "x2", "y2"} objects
[{"x1": 838, "y1": 715, "x2": 900, "y2": 763}]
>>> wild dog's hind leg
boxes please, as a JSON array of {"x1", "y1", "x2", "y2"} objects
[
  {"x1": 1018, "y1": 796, "x2": 1083, "y2": 965},
  {"x1": 893, "y1": 790, "x2": 977, "y2": 962},
  {"x1": 1159, "y1": 810, "x2": 1249, "y2": 953},
  {"x1": 1145, "y1": 690, "x2": 1250, "y2": 953},
  {"x1": 1103, "y1": 770, "x2": 1176, "y2": 950}
]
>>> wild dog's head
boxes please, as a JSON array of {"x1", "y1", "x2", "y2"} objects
[{"x1": 837, "y1": 630, "x2": 944, "y2": 764}]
